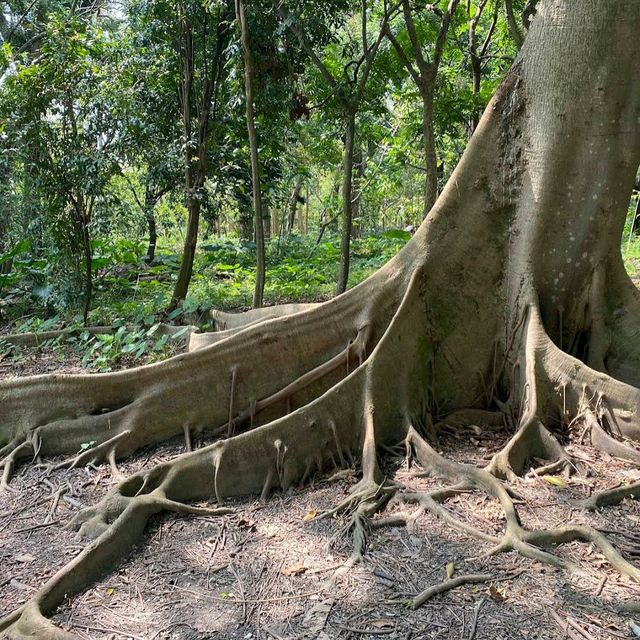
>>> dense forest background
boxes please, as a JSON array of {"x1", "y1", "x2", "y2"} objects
[{"x1": 0, "y1": 0, "x2": 638, "y2": 367}]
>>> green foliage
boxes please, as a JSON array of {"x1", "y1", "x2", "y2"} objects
[
  {"x1": 0, "y1": 0, "x2": 598, "y2": 355},
  {"x1": 76, "y1": 324, "x2": 178, "y2": 371}
]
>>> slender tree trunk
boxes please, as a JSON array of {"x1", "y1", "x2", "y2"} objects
[
  {"x1": 264, "y1": 207, "x2": 271, "y2": 240},
  {"x1": 421, "y1": 84, "x2": 438, "y2": 216},
  {"x1": 144, "y1": 187, "x2": 158, "y2": 264},
  {"x1": 237, "y1": 0, "x2": 265, "y2": 308},
  {"x1": 336, "y1": 108, "x2": 356, "y2": 295},
  {"x1": 504, "y1": 0, "x2": 524, "y2": 48},
  {"x1": 78, "y1": 202, "x2": 92, "y2": 327},
  {"x1": 170, "y1": 7, "x2": 226, "y2": 309},
  {"x1": 470, "y1": 59, "x2": 482, "y2": 134},
  {"x1": 351, "y1": 145, "x2": 364, "y2": 238},
  {"x1": 171, "y1": 11, "x2": 196, "y2": 309},
  {"x1": 287, "y1": 176, "x2": 303, "y2": 234},
  {"x1": 172, "y1": 197, "x2": 200, "y2": 306},
  {"x1": 632, "y1": 193, "x2": 640, "y2": 236}
]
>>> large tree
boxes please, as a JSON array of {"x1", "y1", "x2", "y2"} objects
[{"x1": 2, "y1": 1, "x2": 640, "y2": 636}]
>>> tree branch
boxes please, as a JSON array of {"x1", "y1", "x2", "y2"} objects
[
  {"x1": 433, "y1": 0, "x2": 461, "y2": 71},
  {"x1": 278, "y1": 5, "x2": 339, "y2": 92},
  {"x1": 504, "y1": 0, "x2": 524, "y2": 49},
  {"x1": 384, "y1": 24, "x2": 421, "y2": 86},
  {"x1": 401, "y1": 0, "x2": 428, "y2": 73},
  {"x1": 479, "y1": 0, "x2": 499, "y2": 59}
]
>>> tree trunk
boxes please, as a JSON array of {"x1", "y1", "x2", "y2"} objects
[
  {"x1": 421, "y1": 84, "x2": 438, "y2": 216},
  {"x1": 3, "y1": 3, "x2": 640, "y2": 636},
  {"x1": 351, "y1": 145, "x2": 364, "y2": 238},
  {"x1": 73, "y1": 197, "x2": 93, "y2": 327},
  {"x1": 81, "y1": 227, "x2": 92, "y2": 327},
  {"x1": 286, "y1": 176, "x2": 303, "y2": 234},
  {"x1": 237, "y1": 0, "x2": 265, "y2": 309},
  {"x1": 336, "y1": 108, "x2": 356, "y2": 295},
  {"x1": 504, "y1": 0, "x2": 524, "y2": 49},
  {"x1": 632, "y1": 191, "x2": 640, "y2": 236},
  {"x1": 170, "y1": 6, "x2": 227, "y2": 309},
  {"x1": 144, "y1": 187, "x2": 159, "y2": 264},
  {"x1": 171, "y1": 196, "x2": 200, "y2": 307},
  {"x1": 171, "y1": 10, "x2": 197, "y2": 310},
  {"x1": 470, "y1": 50, "x2": 482, "y2": 133},
  {"x1": 263, "y1": 208, "x2": 271, "y2": 240}
]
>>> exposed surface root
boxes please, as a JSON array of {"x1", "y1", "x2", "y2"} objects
[
  {"x1": 0, "y1": 437, "x2": 35, "y2": 492},
  {"x1": 0, "y1": 467, "x2": 231, "y2": 638},
  {"x1": 577, "y1": 480, "x2": 640, "y2": 510},
  {"x1": 49, "y1": 430, "x2": 132, "y2": 474},
  {"x1": 585, "y1": 409, "x2": 640, "y2": 465},
  {"x1": 210, "y1": 303, "x2": 319, "y2": 331},
  {"x1": 0, "y1": 270, "x2": 404, "y2": 489},
  {"x1": 487, "y1": 417, "x2": 571, "y2": 481},
  {"x1": 404, "y1": 426, "x2": 640, "y2": 582}
]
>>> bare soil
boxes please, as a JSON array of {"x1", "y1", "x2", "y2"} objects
[{"x1": 2, "y1": 347, "x2": 640, "y2": 639}]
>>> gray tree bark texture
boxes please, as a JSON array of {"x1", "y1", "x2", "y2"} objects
[{"x1": 2, "y1": 2, "x2": 640, "y2": 636}]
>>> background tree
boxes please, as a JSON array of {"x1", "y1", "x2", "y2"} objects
[
  {"x1": 282, "y1": 0, "x2": 394, "y2": 294},
  {"x1": 169, "y1": 0, "x2": 233, "y2": 309},
  {"x1": 0, "y1": 12, "x2": 125, "y2": 323},
  {"x1": 384, "y1": 0, "x2": 460, "y2": 216},
  {"x1": 236, "y1": 0, "x2": 266, "y2": 308}
]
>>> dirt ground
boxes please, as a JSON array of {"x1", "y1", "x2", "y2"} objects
[{"x1": 2, "y1": 343, "x2": 640, "y2": 639}]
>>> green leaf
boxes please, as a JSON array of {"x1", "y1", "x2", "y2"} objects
[
  {"x1": 446, "y1": 562, "x2": 455, "y2": 579},
  {"x1": 382, "y1": 229, "x2": 411, "y2": 242},
  {"x1": 542, "y1": 475, "x2": 567, "y2": 487}
]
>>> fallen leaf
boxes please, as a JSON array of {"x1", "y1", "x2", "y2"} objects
[
  {"x1": 106, "y1": 587, "x2": 115, "y2": 596},
  {"x1": 543, "y1": 475, "x2": 567, "y2": 487},
  {"x1": 237, "y1": 518, "x2": 257, "y2": 532},
  {"x1": 488, "y1": 585, "x2": 508, "y2": 603},
  {"x1": 303, "y1": 509, "x2": 317, "y2": 522},
  {"x1": 15, "y1": 554, "x2": 35, "y2": 563},
  {"x1": 282, "y1": 561, "x2": 307, "y2": 576},
  {"x1": 372, "y1": 620, "x2": 394, "y2": 629},
  {"x1": 446, "y1": 562, "x2": 455, "y2": 579}
]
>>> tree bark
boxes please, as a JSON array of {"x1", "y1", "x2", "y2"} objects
[
  {"x1": 336, "y1": 108, "x2": 356, "y2": 295},
  {"x1": 468, "y1": 0, "x2": 497, "y2": 135},
  {"x1": 170, "y1": 9, "x2": 197, "y2": 309},
  {"x1": 3, "y1": 3, "x2": 640, "y2": 637},
  {"x1": 172, "y1": 197, "x2": 200, "y2": 307},
  {"x1": 237, "y1": 0, "x2": 265, "y2": 308},
  {"x1": 504, "y1": 0, "x2": 524, "y2": 48},
  {"x1": 80, "y1": 220, "x2": 92, "y2": 327},
  {"x1": 286, "y1": 176, "x2": 303, "y2": 234},
  {"x1": 144, "y1": 186, "x2": 159, "y2": 264},
  {"x1": 420, "y1": 83, "x2": 438, "y2": 215}
]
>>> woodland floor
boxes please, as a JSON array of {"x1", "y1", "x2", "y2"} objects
[{"x1": 3, "y1": 347, "x2": 640, "y2": 639}]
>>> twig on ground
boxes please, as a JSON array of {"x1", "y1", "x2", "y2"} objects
[
  {"x1": 468, "y1": 596, "x2": 486, "y2": 640},
  {"x1": 412, "y1": 574, "x2": 492, "y2": 609}
]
